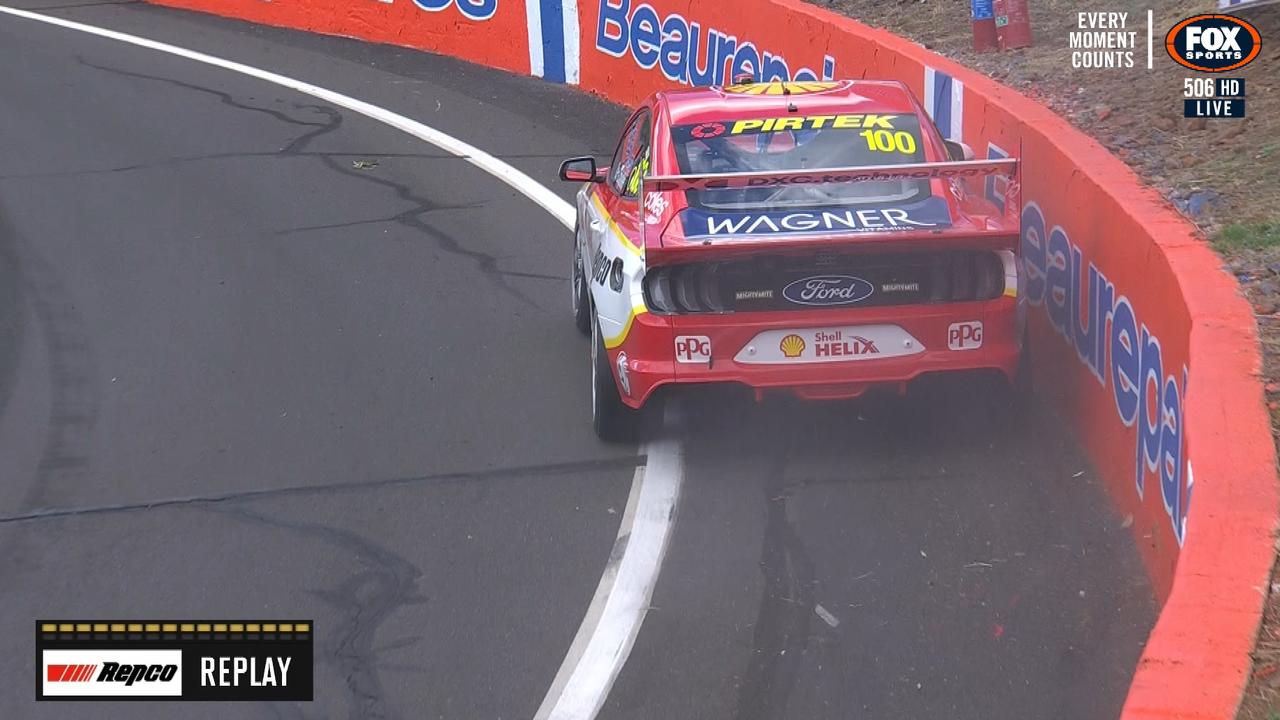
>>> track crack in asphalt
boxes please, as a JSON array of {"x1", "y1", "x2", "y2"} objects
[
  {"x1": 79, "y1": 55, "x2": 335, "y2": 136},
  {"x1": 77, "y1": 58, "x2": 551, "y2": 303},
  {"x1": 308, "y1": 152, "x2": 545, "y2": 305},
  {"x1": 0, "y1": 455, "x2": 646, "y2": 524},
  {"x1": 212, "y1": 504, "x2": 426, "y2": 720},
  {"x1": 734, "y1": 421, "x2": 819, "y2": 720}
]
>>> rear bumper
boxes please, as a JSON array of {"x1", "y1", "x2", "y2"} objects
[{"x1": 608, "y1": 298, "x2": 1021, "y2": 408}]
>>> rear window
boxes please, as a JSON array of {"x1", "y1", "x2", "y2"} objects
[{"x1": 671, "y1": 113, "x2": 928, "y2": 210}]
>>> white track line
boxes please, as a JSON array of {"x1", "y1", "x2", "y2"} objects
[
  {"x1": 535, "y1": 432, "x2": 682, "y2": 720},
  {"x1": 0, "y1": 6, "x2": 683, "y2": 718}
]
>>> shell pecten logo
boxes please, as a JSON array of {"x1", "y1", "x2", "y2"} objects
[
  {"x1": 780, "y1": 334, "x2": 806, "y2": 359},
  {"x1": 724, "y1": 81, "x2": 840, "y2": 96}
]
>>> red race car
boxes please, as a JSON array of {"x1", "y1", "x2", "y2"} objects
[{"x1": 560, "y1": 79, "x2": 1022, "y2": 441}]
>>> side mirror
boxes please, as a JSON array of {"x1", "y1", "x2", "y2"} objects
[
  {"x1": 560, "y1": 157, "x2": 605, "y2": 183},
  {"x1": 944, "y1": 140, "x2": 975, "y2": 162}
]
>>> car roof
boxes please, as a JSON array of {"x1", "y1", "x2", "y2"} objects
[{"x1": 656, "y1": 80, "x2": 923, "y2": 127}]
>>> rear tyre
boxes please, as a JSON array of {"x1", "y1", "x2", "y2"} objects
[
  {"x1": 571, "y1": 226, "x2": 591, "y2": 336},
  {"x1": 591, "y1": 316, "x2": 639, "y2": 443},
  {"x1": 987, "y1": 334, "x2": 1033, "y2": 425}
]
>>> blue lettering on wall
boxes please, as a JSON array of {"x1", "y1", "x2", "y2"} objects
[
  {"x1": 630, "y1": 4, "x2": 662, "y2": 68},
  {"x1": 1045, "y1": 226, "x2": 1070, "y2": 340},
  {"x1": 658, "y1": 14, "x2": 688, "y2": 81},
  {"x1": 595, "y1": 0, "x2": 834, "y2": 87},
  {"x1": 412, "y1": 0, "x2": 498, "y2": 21},
  {"x1": 1020, "y1": 201, "x2": 1190, "y2": 545},
  {"x1": 1110, "y1": 297, "x2": 1140, "y2": 427},
  {"x1": 1021, "y1": 197, "x2": 1046, "y2": 304}
]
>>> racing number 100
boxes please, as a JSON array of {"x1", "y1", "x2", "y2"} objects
[{"x1": 859, "y1": 129, "x2": 916, "y2": 154}]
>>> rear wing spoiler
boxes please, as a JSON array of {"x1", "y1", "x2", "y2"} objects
[
  {"x1": 644, "y1": 158, "x2": 1018, "y2": 193},
  {"x1": 639, "y1": 158, "x2": 1021, "y2": 255}
]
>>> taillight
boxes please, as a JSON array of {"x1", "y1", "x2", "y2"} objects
[
  {"x1": 646, "y1": 269, "x2": 675, "y2": 312},
  {"x1": 645, "y1": 265, "x2": 726, "y2": 313},
  {"x1": 672, "y1": 266, "x2": 700, "y2": 312},
  {"x1": 928, "y1": 252, "x2": 1004, "y2": 302},
  {"x1": 951, "y1": 254, "x2": 975, "y2": 300},
  {"x1": 973, "y1": 252, "x2": 1004, "y2": 300}
]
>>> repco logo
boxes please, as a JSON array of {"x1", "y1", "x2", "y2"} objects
[
  {"x1": 1166, "y1": 15, "x2": 1261, "y2": 72},
  {"x1": 41, "y1": 649, "x2": 184, "y2": 697},
  {"x1": 46, "y1": 661, "x2": 178, "y2": 685}
]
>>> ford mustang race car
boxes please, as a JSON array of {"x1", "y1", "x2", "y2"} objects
[{"x1": 560, "y1": 79, "x2": 1022, "y2": 441}]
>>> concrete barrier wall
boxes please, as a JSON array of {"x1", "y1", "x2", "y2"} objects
[{"x1": 146, "y1": 0, "x2": 1279, "y2": 716}]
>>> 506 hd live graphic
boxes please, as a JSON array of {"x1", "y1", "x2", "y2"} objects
[{"x1": 36, "y1": 621, "x2": 313, "y2": 701}]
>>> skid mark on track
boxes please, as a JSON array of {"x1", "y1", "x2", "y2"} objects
[
  {"x1": 734, "y1": 421, "x2": 820, "y2": 720},
  {"x1": 0, "y1": 215, "x2": 25, "y2": 423},
  {"x1": 213, "y1": 504, "x2": 426, "y2": 720},
  {"x1": 13, "y1": 236, "x2": 100, "y2": 507},
  {"x1": 0, "y1": 220, "x2": 101, "y2": 583},
  {"x1": 78, "y1": 58, "x2": 551, "y2": 301}
]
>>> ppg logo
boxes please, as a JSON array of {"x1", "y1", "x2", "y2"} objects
[
  {"x1": 674, "y1": 336, "x2": 711, "y2": 364},
  {"x1": 411, "y1": 0, "x2": 498, "y2": 21},
  {"x1": 1166, "y1": 15, "x2": 1261, "y2": 72},
  {"x1": 947, "y1": 322, "x2": 983, "y2": 351}
]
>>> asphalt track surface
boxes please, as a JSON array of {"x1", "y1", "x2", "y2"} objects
[{"x1": 0, "y1": 3, "x2": 1156, "y2": 719}]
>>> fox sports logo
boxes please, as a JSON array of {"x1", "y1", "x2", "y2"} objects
[{"x1": 1165, "y1": 15, "x2": 1261, "y2": 72}]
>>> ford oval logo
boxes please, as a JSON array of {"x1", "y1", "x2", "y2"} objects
[{"x1": 782, "y1": 275, "x2": 875, "y2": 306}]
